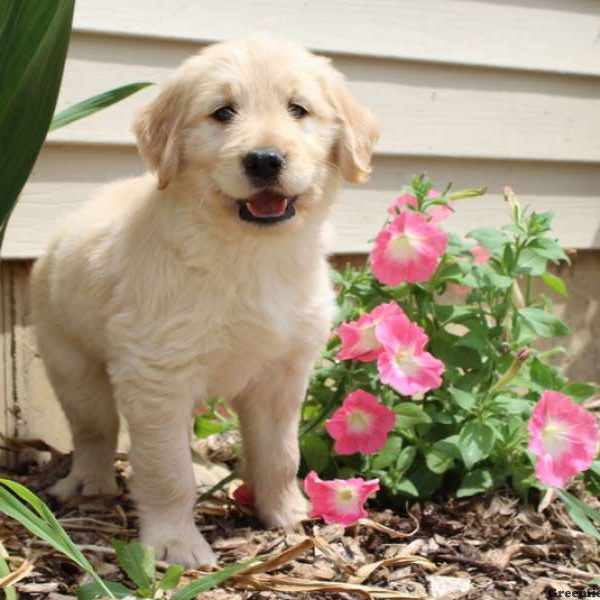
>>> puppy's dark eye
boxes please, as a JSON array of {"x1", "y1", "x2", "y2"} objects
[
  {"x1": 211, "y1": 106, "x2": 236, "y2": 123},
  {"x1": 288, "y1": 103, "x2": 309, "y2": 119}
]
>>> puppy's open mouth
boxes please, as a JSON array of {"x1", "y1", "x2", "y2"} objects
[{"x1": 238, "y1": 189, "x2": 297, "y2": 224}]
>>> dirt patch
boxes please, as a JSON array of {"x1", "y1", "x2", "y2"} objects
[{"x1": 0, "y1": 449, "x2": 599, "y2": 599}]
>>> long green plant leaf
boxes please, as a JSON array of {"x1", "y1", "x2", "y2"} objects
[
  {"x1": 0, "y1": 541, "x2": 17, "y2": 600},
  {"x1": 0, "y1": 1, "x2": 74, "y2": 237},
  {"x1": 559, "y1": 489, "x2": 600, "y2": 542},
  {"x1": 0, "y1": 479, "x2": 116, "y2": 600},
  {"x1": 50, "y1": 82, "x2": 154, "y2": 131},
  {"x1": 171, "y1": 560, "x2": 256, "y2": 600}
]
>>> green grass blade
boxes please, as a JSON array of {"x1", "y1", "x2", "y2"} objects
[
  {"x1": 171, "y1": 560, "x2": 256, "y2": 600},
  {"x1": 78, "y1": 580, "x2": 133, "y2": 600},
  {"x1": 157, "y1": 564, "x2": 184, "y2": 591},
  {"x1": 0, "y1": 1, "x2": 74, "y2": 239},
  {"x1": 50, "y1": 82, "x2": 154, "y2": 131},
  {"x1": 559, "y1": 489, "x2": 600, "y2": 542},
  {"x1": 0, "y1": 541, "x2": 17, "y2": 600},
  {"x1": 0, "y1": 480, "x2": 116, "y2": 600}
]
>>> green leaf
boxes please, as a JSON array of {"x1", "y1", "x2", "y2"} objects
[
  {"x1": 425, "y1": 438, "x2": 458, "y2": 474},
  {"x1": 525, "y1": 238, "x2": 568, "y2": 262},
  {"x1": 529, "y1": 357, "x2": 557, "y2": 390},
  {"x1": 394, "y1": 403, "x2": 432, "y2": 429},
  {"x1": 158, "y1": 564, "x2": 185, "y2": 591},
  {"x1": 372, "y1": 436, "x2": 403, "y2": 470},
  {"x1": 301, "y1": 433, "x2": 330, "y2": 472},
  {"x1": 480, "y1": 265, "x2": 513, "y2": 290},
  {"x1": 0, "y1": 542, "x2": 16, "y2": 600},
  {"x1": 458, "y1": 422, "x2": 495, "y2": 469},
  {"x1": 449, "y1": 388, "x2": 477, "y2": 412},
  {"x1": 0, "y1": 480, "x2": 115, "y2": 599},
  {"x1": 540, "y1": 273, "x2": 568, "y2": 298},
  {"x1": 0, "y1": 2, "x2": 75, "y2": 238},
  {"x1": 457, "y1": 468, "x2": 494, "y2": 498},
  {"x1": 171, "y1": 560, "x2": 256, "y2": 600},
  {"x1": 561, "y1": 382, "x2": 599, "y2": 403},
  {"x1": 403, "y1": 462, "x2": 443, "y2": 498},
  {"x1": 494, "y1": 395, "x2": 532, "y2": 416},
  {"x1": 394, "y1": 478, "x2": 419, "y2": 497},
  {"x1": 78, "y1": 580, "x2": 133, "y2": 600},
  {"x1": 518, "y1": 308, "x2": 570, "y2": 338},
  {"x1": 194, "y1": 416, "x2": 228, "y2": 438},
  {"x1": 558, "y1": 490, "x2": 600, "y2": 542},
  {"x1": 516, "y1": 249, "x2": 547, "y2": 276},
  {"x1": 430, "y1": 330, "x2": 481, "y2": 370},
  {"x1": 395, "y1": 446, "x2": 417, "y2": 474},
  {"x1": 50, "y1": 82, "x2": 154, "y2": 131},
  {"x1": 527, "y1": 211, "x2": 554, "y2": 235},
  {"x1": 112, "y1": 540, "x2": 155, "y2": 592},
  {"x1": 466, "y1": 228, "x2": 508, "y2": 255}
]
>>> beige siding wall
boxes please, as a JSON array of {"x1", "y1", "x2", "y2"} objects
[
  {"x1": 2, "y1": 0, "x2": 599, "y2": 451},
  {"x1": 4, "y1": 0, "x2": 600, "y2": 256}
]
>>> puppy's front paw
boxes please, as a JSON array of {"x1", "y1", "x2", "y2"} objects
[
  {"x1": 257, "y1": 483, "x2": 308, "y2": 529},
  {"x1": 49, "y1": 471, "x2": 119, "y2": 501},
  {"x1": 141, "y1": 522, "x2": 216, "y2": 568}
]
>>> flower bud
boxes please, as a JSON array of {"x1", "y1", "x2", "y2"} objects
[{"x1": 493, "y1": 347, "x2": 529, "y2": 391}]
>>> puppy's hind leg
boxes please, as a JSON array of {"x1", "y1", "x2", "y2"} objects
[{"x1": 39, "y1": 328, "x2": 120, "y2": 500}]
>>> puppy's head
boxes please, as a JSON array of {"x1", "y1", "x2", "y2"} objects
[{"x1": 134, "y1": 36, "x2": 378, "y2": 229}]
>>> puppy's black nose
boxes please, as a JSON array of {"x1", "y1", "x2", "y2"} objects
[{"x1": 243, "y1": 148, "x2": 285, "y2": 183}]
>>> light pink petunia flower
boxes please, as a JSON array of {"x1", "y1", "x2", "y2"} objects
[
  {"x1": 325, "y1": 390, "x2": 396, "y2": 455},
  {"x1": 528, "y1": 391, "x2": 598, "y2": 487},
  {"x1": 387, "y1": 190, "x2": 453, "y2": 223},
  {"x1": 337, "y1": 302, "x2": 405, "y2": 362},
  {"x1": 303, "y1": 471, "x2": 380, "y2": 527},
  {"x1": 375, "y1": 315, "x2": 445, "y2": 396},
  {"x1": 470, "y1": 244, "x2": 492, "y2": 265},
  {"x1": 370, "y1": 212, "x2": 448, "y2": 286}
]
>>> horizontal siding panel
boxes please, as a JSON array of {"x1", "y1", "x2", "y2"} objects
[
  {"x1": 48, "y1": 34, "x2": 600, "y2": 163},
  {"x1": 5, "y1": 146, "x2": 600, "y2": 258},
  {"x1": 73, "y1": 0, "x2": 600, "y2": 77}
]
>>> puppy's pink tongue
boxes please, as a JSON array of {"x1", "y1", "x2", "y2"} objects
[{"x1": 245, "y1": 190, "x2": 288, "y2": 217}]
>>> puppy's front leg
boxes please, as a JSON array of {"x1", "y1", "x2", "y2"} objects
[
  {"x1": 233, "y1": 358, "x2": 314, "y2": 529},
  {"x1": 114, "y1": 377, "x2": 216, "y2": 567}
]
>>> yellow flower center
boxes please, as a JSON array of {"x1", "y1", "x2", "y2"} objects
[
  {"x1": 388, "y1": 233, "x2": 421, "y2": 261},
  {"x1": 541, "y1": 420, "x2": 569, "y2": 458},
  {"x1": 335, "y1": 487, "x2": 358, "y2": 513},
  {"x1": 355, "y1": 323, "x2": 378, "y2": 352},
  {"x1": 394, "y1": 348, "x2": 418, "y2": 376},
  {"x1": 347, "y1": 409, "x2": 372, "y2": 433}
]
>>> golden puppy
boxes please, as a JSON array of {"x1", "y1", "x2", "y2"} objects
[{"x1": 31, "y1": 36, "x2": 378, "y2": 567}]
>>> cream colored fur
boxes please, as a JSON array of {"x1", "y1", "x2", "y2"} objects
[{"x1": 31, "y1": 36, "x2": 378, "y2": 567}]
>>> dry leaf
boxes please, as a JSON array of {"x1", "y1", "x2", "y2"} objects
[{"x1": 427, "y1": 575, "x2": 472, "y2": 599}]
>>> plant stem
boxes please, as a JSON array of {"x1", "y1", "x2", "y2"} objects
[{"x1": 198, "y1": 473, "x2": 237, "y2": 501}]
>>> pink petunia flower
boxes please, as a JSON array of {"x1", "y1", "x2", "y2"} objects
[
  {"x1": 376, "y1": 315, "x2": 445, "y2": 396},
  {"x1": 370, "y1": 212, "x2": 448, "y2": 286},
  {"x1": 470, "y1": 244, "x2": 492, "y2": 265},
  {"x1": 303, "y1": 471, "x2": 380, "y2": 527},
  {"x1": 325, "y1": 390, "x2": 396, "y2": 455},
  {"x1": 387, "y1": 190, "x2": 453, "y2": 223},
  {"x1": 337, "y1": 302, "x2": 405, "y2": 362},
  {"x1": 528, "y1": 391, "x2": 598, "y2": 487},
  {"x1": 232, "y1": 483, "x2": 254, "y2": 506}
]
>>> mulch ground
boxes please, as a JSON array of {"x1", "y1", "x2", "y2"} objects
[{"x1": 0, "y1": 440, "x2": 599, "y2": 600}]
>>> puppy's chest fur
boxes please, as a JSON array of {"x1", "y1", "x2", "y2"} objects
[{"x1": 108, "y1": 249, "x2": 334, "y2": 401}]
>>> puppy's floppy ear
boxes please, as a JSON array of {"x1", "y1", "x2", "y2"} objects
[
  {"x1": 133, "y1": 79, "x2": 188, "y2": 190},
  {"x1": 328, "y1": 71, "x2": 379, "y2": 184}
]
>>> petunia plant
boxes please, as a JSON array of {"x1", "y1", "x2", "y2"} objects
[{"x1": 297, "y1": 174, "x2": 599, "y2": 515}]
